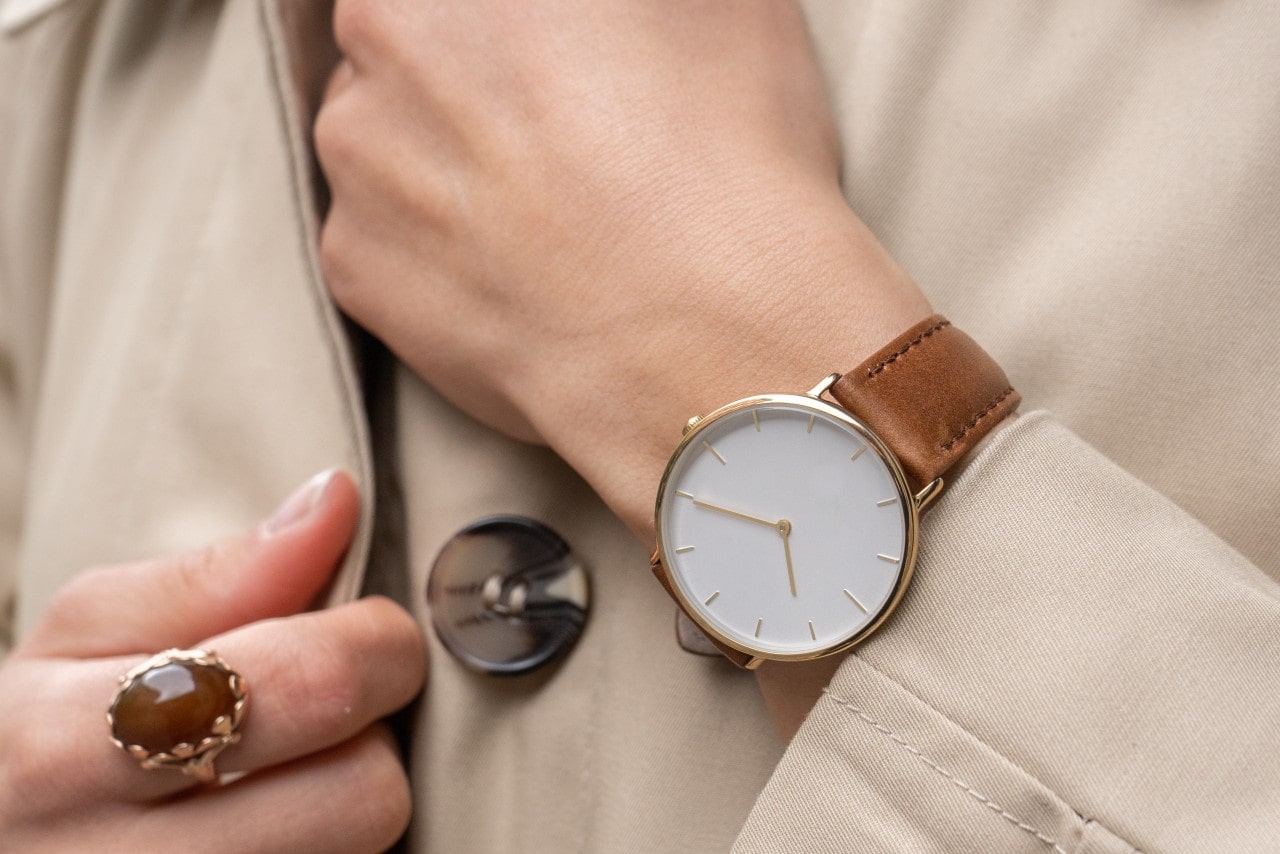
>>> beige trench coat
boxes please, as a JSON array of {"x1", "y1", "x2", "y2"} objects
[{"x1": 2, "y1": 2, "x2": 1277, "y2": 851}]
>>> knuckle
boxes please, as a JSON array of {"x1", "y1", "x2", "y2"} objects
[
  {"x1": 33, "y1": 563, "x2": 134, "y2": 649},
  {"x1": 39, "y1": 566, "x2": 109, "y2": 631},
  {"x1": 317, "y1": 218, "x2": 360, "y2": 316},
  {"x1": 312, "y1": 96, "x2": 351, "y2": 169},
  {"x1": 331, "y1": 0, "x2": 380, "y2": 57},
  {"x1": 169, "y1": 542, "x2": 220, "y2": 593},
  {"x1": 165, "y1": 539, "x2": 242, "y2": 614},
  {"x1": 262, "y1": 602, "x2": 425, "y2": 748},
  {"x1": 288, "y1": 635, "x2": 364, "y2": 735}
]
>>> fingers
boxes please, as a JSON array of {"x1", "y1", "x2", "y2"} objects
[
  {"x1": 19, "y1": 469, "x2": 360, "y2": 660},
  {"x1": 19, "y1": 728, "x2": 411, "y2": 854},
  {"x1": 157, "y1": 727, "x2": 412, "y2": 854},
  {"x1": 20, "y1": 596, "x2": 423, "y2": 806},
  {"x1": 205, "y1": 597, "x2": 425, "y2": 787},
  {"x1": 323, "y1": 57, "x2": 355, "y2": 104}
]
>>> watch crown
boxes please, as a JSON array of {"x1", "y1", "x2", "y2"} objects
[{"x1": 682, "y1": 415, "x2": 703, "y2": 436}]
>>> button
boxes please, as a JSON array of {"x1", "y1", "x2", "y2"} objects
[{"x1": 426, "y1": 516, "x2": 590, "y2": 675}]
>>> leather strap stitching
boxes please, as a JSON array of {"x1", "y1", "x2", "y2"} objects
[
  {"x1": 939, "y1": 386, "x2": 1015, "y2": 451},
  {"x1": 865, "y1": 319, "x2": 952, "y2": 378}
]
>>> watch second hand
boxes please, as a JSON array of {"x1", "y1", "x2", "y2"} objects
[
  {"x1": 690, "y1": 498, "x2": 778, "y2": 529},
  {"x1": 777, "y1": 519, "x2": 798, "y2": 597}
]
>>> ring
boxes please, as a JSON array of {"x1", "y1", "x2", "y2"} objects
[{"x1": 107, "y1": 648, "x2": 248, "y2": 782}]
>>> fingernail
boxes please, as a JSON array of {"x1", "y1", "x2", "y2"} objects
[{"x1": 262, "y1": 468, "x2": 339, "y2": 535}]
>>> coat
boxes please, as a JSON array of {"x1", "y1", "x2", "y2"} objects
[{"x1": 2, "y1": 1, "x2": 1277, "y2": 851}]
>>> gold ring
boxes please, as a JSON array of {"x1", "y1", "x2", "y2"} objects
[{"x1": 106, "y1": 648, "x2": 248, "y2": 782}]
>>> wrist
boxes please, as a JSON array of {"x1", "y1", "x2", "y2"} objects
[{"x1": 519, "y1": 189, "x2": 931, "y2": 541}]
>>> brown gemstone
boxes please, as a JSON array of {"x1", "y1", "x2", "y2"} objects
[{"x1": 111, "y1": 659, "x2": 238, "y2": 753}]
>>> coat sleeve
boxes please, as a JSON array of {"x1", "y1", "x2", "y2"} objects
[{"x1": 734, "y1": 411, "x2": 1280, "y2": 854}]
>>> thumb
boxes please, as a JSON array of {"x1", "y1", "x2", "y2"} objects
[{"x1": 18, "y1": 468, "x2": 361, "y2": 660}]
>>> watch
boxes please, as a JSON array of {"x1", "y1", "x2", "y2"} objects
[{"x1": 650, "y1": 315, "x2": 1020, "y2": 669}]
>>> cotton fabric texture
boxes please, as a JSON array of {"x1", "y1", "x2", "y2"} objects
[{"x1": 1, "y1": 1, "x2": 1276, "y2": 852}]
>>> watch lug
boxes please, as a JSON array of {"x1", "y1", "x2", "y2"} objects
[
  {"x1": 806, "y1": 373, "x2": 842, "y2": 399},
  {"x1": 682, "y1": 415, "x2": 703, "y2": 436},
  {"x1": 914, "y1": 477, "x2": 945, "y2": 512},
  {"x1": 649, "y1": 547, "x2": 661, "y2": 567},
  {"x1": 745, "y1": 656, "x2": 765, "y2": 671}
]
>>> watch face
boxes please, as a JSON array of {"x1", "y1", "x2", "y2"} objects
[{"x1": 655, "y1": 395, "x2": 916, "y2": 660}]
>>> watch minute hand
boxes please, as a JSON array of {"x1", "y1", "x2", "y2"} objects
[{"x1": 690, "y1": 499, "x2": 778, "y2": 528}]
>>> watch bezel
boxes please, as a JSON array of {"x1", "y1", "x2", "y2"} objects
[{"x1": 653, "y1": 387, "x2": 920, "y2": 662}]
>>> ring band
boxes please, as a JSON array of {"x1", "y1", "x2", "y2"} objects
[{"x1": 107, "y1": 648, "x2": 248, "y2": 782}]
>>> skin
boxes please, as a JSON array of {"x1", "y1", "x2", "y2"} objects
[
  {"x1": 316, "y1": 1, "x2": 930, "y2": 738},
  {"x1": 0, "y1": 471, "x2": 425, "y2": 853},
  {"x1": 0, "y1": 5, "x2": 959, "y2": 847}
]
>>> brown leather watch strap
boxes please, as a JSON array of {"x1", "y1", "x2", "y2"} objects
[{"x1": 830, "y1": 315, "x2": 1020, "y2": 492}]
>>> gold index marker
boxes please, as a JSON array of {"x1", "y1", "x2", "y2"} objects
[{"x1": 843, "y1": 588, "x2": 868, "y2": 613}]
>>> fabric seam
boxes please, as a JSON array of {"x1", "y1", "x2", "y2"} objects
[{"x1": 822, "y1": 687, "x2": 1069, "y2": 854}]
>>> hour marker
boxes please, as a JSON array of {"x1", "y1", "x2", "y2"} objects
[
  {"x1": 806, "y1": 414, "x2": 816, "y2": 433},
  {"x1": 754, "y1": 618, "x2": 763, "y2": 638},
  {"x1": 752, "y1": 411, "x2": 760, "y2": 432},
  {"x1": 877, "y1": 553, "x2": 900, "y2": 564},
  {"x1": 843, "y1": 588, "x2": 868, "y2": 613},
  {"x1": 808, "y1": 620, "x2": 817, "y2": 641},
  {"x1": 676, "y1": 490, "x2": 694, "y2": 499},
  {"x1": 850, "y1": 445, "x2": 866, "y2": 462},
  {"x1": 876, "y1": 497, "x2": 898, "y2": 507},
  {"x1": 702, "y1": 441, "x2": 727, "y2": 465},
  {"x1": 704, "y1": 591, "x2": 721, "y2": 606},
  {"x1": 675, "y1": 546, "x2": 695, "y2": 554}
]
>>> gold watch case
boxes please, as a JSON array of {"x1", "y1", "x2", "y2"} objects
[{"x1": 651, "y1": 374, "x2": 941, "y2": 666}]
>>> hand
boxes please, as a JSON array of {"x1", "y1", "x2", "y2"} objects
[
  {"x1": 0, "y1": 471, "x2": 425, "y2": 853},
  {"x1": 316, "y1": 0, "x2": 931, "y2": 538}
]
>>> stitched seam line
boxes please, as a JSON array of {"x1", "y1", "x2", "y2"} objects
[
  {"x1": 939, "y1": 386, "x2": 1015, "y2": 451},
  {"x1": 823, "y1": 689, "x2": 1068, "y2": 854},
  {"x1": 865, "y1": 320, "x2": 951, "y2": 378}
]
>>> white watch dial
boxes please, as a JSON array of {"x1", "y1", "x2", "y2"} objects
[{"x1": 656, "y1": 397, "x2": 912, "y2": 658}]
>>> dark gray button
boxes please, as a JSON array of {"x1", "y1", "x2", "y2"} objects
[{"x1": 427, "y1": 516, "x2": 590, "y2": 675}]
